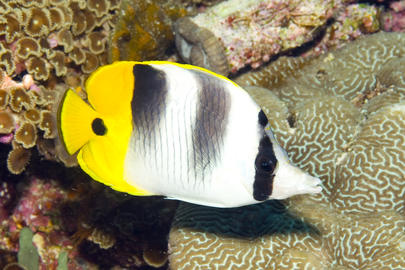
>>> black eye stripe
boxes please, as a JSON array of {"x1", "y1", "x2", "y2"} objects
[
  {"x1": 253, "y1": 135, "x2": 277, "y2": 201},
  {"x1": 258, "y1": 110, "x2": 268, "y2": 127},
  {"x1": 92, "y1": 118, "x2": 107, "y2": 136},
  {"x1": 257, "y1": 157, "x2": 276, "y2": 172}
]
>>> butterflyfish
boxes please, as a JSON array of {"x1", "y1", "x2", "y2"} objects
[{"x1": 58, "y1": 61, "x2": 322, "y2": 207}]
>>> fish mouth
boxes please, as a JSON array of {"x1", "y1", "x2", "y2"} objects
[{"x1": 307, "y1": 176, "x2": 323, "y2": 194}]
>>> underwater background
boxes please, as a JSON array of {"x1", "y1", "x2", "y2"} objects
[{"x1": 0, "y1": 0, "x2": 404, "y2": 269}]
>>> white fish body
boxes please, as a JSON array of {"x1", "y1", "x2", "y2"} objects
[{"x1": 123, "y1": 63, "x2": 321, "y2": 207}]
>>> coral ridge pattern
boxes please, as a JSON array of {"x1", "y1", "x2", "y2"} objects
[{"x1": 168, "y1": 32, "x2": 405, "y2": 269}]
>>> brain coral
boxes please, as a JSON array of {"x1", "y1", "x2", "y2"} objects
[{"x1": 168, "y1": 32, "x2": 405, "y2": 269}]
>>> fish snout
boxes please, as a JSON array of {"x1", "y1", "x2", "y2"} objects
[{"x1": 270, "y1": 162, "x2": 322, "y2": 200}]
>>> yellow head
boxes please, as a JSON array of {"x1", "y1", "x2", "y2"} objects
[{"x1": 58, "y1": 61, "x2": 150, "y2": 195}]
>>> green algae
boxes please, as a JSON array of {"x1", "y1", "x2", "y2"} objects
[
  {"x1": 18, "y1": 227, "x2": 39, "y2": 270},
  {"x1": 56, "y1": 251, "x2": 68, "y2": 270}
]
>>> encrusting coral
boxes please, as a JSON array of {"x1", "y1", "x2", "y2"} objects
[
  {"x1": 0, "y1": 72, "x2": 65, "y2": 175},
  {"x1": 0, "y1": 0, "x2": 119, "y2": 82},
  {"x1": 168, "y1": 32, "x2": 405, "y2": 269},
  {"x1": 109, "y1": 0, "x2": 187, "y2": 62},
  {"x1": 0, "y1": 0, "x2": 121, "y2": 174},
  {"x1": 174, "y1": 0, "x2": 381, "y2": 75}
]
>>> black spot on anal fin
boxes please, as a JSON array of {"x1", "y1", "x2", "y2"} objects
[{"x1": 92, "y1": 118, "x2": 107, "y2": 136}]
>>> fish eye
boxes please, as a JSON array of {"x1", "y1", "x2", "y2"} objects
[
  {"x1": 260, "y1": 159, "x2": 274, "y2": 172},
  {"x1": 92, "y1": 118, "x2": 107, "y2": 136},
  {"x1": 256, "y1": 154, "x2": 275, "y2": 173}
]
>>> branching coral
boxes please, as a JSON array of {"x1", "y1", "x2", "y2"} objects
[{"x1": 168, "y1": 32, "x2": 405, "y2": 269}]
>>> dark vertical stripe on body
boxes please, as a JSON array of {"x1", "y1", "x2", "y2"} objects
[
  {"x1": 191, "y1": 70, "x2": 231, "y2": 178},
  {"x1": 131, "y1": 64, "x2": 168, "y2": 157}
]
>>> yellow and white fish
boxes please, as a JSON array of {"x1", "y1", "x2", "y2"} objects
[{"x1": 58, "y1": 61, "x2": 321, "y2": 207}]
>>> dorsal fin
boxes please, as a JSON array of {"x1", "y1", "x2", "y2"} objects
[{"x1": 86, "y1": 61, "x2": 135, "y2": 117}]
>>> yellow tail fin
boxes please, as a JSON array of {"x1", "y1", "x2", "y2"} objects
[{"x1": 58, "y1": 89, "x2": 99, "y2": 155}]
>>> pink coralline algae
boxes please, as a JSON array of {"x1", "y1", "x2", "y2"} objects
[
  {"x1": 381, "y1": 0, "x2": 405, "y2": 32},
  {"x1": 307, "y1": 3, "x2": 380, "y2": 57},
  {"x1": 175, "y1": 0, "x2": 342, "y2": 74},
  {"x1": 0, "y1": 178, "x2": 95, "y2": 269},
  {"x1": 174, "y1": 0, "x2": 381, "y2": 75}
]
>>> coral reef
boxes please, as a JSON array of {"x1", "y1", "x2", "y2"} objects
[
  {"x1": 1, "y1": 165, "x2": 178, "y2": 269},
  {"x1": 0, "y1": 72, "x2": 74, "y2": 175},
  {"x1": 0, "y1": 0, "x2": 403, "y2": 269},
  {"x1": 0, "y1": 1, "x2": 185, "y2": 268},
  {"x1": 174, "y1": 0, "x2": 381, "y2": 75},
  {"x1": 0, "y1": 0, "x2": 121, "y2": 174},
  {"x1": 73, "y1": 192, "x2": 178, "y2": 269},
  {"x1": 0, "y1": 177, "x2": 99, "y2": 269},
  {"x1": 306, "y1": 2, "x2": 380, "y2": 57},
  {"x1": 168, "y1": 32, "x2": 405, "y2": 269},
  {"x1": 0, "y1": 1, "x2": 118, "y2": 83},
  {"x1": 109, "y1": 0, "x2": 187, "y2": 62}
]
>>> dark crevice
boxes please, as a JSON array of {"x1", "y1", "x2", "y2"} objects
[{"x1": 287, "y1": 112, "x2": 297, "y2": 128}]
